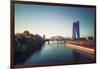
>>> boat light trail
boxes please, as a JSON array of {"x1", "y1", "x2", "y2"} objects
[{"x1": 66, "y1": 43, "x2": 95, "y2": 55}]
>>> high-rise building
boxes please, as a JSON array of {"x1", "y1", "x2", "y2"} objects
[{"x1": 72, "y1": 21, "x2": 80, "y2": 40}]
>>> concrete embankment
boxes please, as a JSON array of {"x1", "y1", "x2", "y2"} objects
[{"x1": 66, "y1": 40, "x2": 95, "y2": 55}]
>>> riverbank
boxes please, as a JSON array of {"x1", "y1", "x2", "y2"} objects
[
  {"x1": 14, "y1": 31, "x2": 45, "y2": 65},
  {"x1": 66, "y1": 40, "x2": 95, "y2": 55}
]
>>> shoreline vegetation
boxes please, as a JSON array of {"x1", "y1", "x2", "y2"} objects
[{"x1": 14, "y1": 31, "x2": 45, "y2": 64}]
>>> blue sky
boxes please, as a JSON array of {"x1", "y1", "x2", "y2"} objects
[{"x1": 15, "y1": 4, "x2": 95, "y2": 38}]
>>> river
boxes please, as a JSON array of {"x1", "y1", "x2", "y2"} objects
[{"x1": 23, "y1": 41, "x2": 95, "y2": 65}]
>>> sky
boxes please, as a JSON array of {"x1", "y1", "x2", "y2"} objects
[{"x1": 15, "y1": 4, "x2": 95, "y2": 38}]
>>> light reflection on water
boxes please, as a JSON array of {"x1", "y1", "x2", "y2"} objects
[{"x1": 23, "y1": 41, "x2": 94, "y2": 65}]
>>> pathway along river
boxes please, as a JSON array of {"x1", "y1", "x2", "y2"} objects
[{"x1": 23, "y1": 41, "x2": 95, "y2": 65}]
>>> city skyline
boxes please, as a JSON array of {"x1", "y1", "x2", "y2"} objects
[{"x1": 15, "y1": 4, "x2": 95, "y2": 38}]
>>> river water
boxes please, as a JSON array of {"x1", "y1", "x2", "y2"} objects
[{"x1": 23, "y1": 41, "x2": 94, "y2": 65}]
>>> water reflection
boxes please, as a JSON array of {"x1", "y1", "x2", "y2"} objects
[
  {"x1": 72, "y1": 49, "x2": 95, "y2": 63},
  {"x1": 15, "y1": 43, "x2": 44, "y2": 64},
  {"x1": 23, "y1": 41, "x2": 94, "y2": 65}
]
